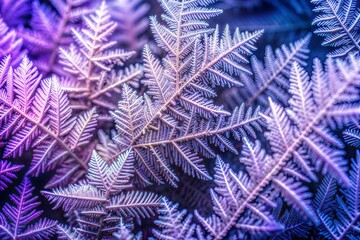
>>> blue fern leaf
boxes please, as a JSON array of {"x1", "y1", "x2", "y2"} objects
[
  {"x1": 270, "y1": 199, "x2": 311, "y2": 240},
  {"x1": 0, "y1": 160, "x2": 23, "y2": 191},
  {"x1": 344, "y1": 121, "x2": 360, "y2": 147},
  {"x1": 311, "y1": 0, "x2": 360, "y2": 57},
  {"x1": 0, "y1": 177, "x2": 57, "y2": 239},
  {"x1": 316, "y1": 151, "x2": 360, "y2": 239},
  {"x1": 313, "y1": 175, "x2": 337, "y2": 212}
]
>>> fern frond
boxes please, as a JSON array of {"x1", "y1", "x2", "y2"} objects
[
  {"x1": 59, "y1": 1, "x2": 141, "y2": 114},
  {"x1": 344, "y1": 121, "x2": 360, "y2": 147},
  {"x1": 226, "y1": 34, "x2": 311, "y2": 108},
  {"x1": 311, "y1": 0, "x2": 360, "y2": 57},
  {"x1": 109, "y1": 0, "x2": 150, "y2": 51},
  {"x1": 0, "y1": 56, "x2": 98, "y2": 186},
  {"x1": 42, "y1": 182, "x2": 106, "y2": 211},
  {"x1": 113, "y1": 218, "x2": 141, "y2": 240},
  {"x1": 19, "y1": 0, "x2": 92, "y2": 75},
  {"x1": 0, "y1": 178, "x2": 57, "y2": 239},
  {"x1": 270, "y1": 199, "x2": 311, "y2": 239},
  {"x1": 43, "y1": 150, "x2": 161, "y2": 239},
  {"x1": 316, "y1": 152, "x2": 360, "y2": 239},
  {"x1": 0, "y1": 160, "x2": 23, "y2": 191},
  {"x1": 57, "y1": 224, "x2": 83, "y2": 240},
  {"x1": 107, "y1": 191, "x2": 161, "y2": 219},
  {"x1": 107, "y1": 0, "x2": 263, "y2": 185},
  {"x1": 0, "y1": 19, "x2": 25, "y2": 66},
  {"x1": 0, "y1": 0, "x2": 30, "y2": 27},
  {"x1": 196, "y1": 54, "x2": 360, "y2": 239},
  {"x1": 153, "y1": 198, "x2": 198, "y2": 240}
]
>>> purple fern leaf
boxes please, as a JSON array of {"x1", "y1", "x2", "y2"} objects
[
  {"x1": 19, "y1": 0, "x2": 93, "y2": 75},
  {"x1": 43, "y1": 150, "x2": 161, "y2": 238},
  {"x1": 0, "y1": 160, "x2": 23, "y2": 191},
  {"x1": 106, "y1": 0, "x2": 264, "y2": 186},
  {"x1": 59, "y1": 1, "x2": 142, "y2": 117},
  {"x1": 153, "y1": 198, "x2": 198, "y2": 240},
  {"x1": 0, "y1": 19, "x2": 26, "y2": 66},
  {"x1": 0, "y1": 0, "x2": 31, "y2": 27},
  {"x1": 0, "y1": 56, "x2": 98, "y2": 187},
  {"x1": 0, "y1": 177, "x2": 57, "y2": 239},
  {"x1": 109, "y1": 0, "x2": 150, "y2": 52}
]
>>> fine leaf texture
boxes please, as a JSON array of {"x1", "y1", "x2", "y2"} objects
[
  {"x1": 19, "y1": 0, "x2": 93, "y2": 75},
  {"x1": 0, "y1": 177, "x2": 57, "y2": 239},
  {"x1": 0, "y1": 0, "x2": 30, "y2": 27},
  {"x1": 195, "y1": 54, "x2": 360, "y2": 239},
  {"x1": 153, "y1": 197, "x2": 205, "y2": 240},
  {"x1": 311, "y1": 0, "x2": 360, "y2": 57},
  {"x1": 106, "y1": 0, "x2": 263, "y2": 187},
  {"x1": 0, "y1": 160, "x2": 23, "y2": 191},
  {"x1": 0, "y1": 18, "x2": 25, "y2": 66},
  {"x1": 109, "y1": 0, "x2": 150, "y2": 51},
  {"x1": 0, "y1": 56, "x2": 98, "y2": 187},
  {"x1": 42, "y1": 150, "x2": 161, "y2": 239},
  {"x1": 59, "y1": 1, "x2": 142, "y2": 115},
  {"x1": 316, "y1": 152, "x2": 360, "y2": 239},
  {"x1": 344, "y1": 121, "x2": 360, "y2": 148},
  {"x1": 225, "y1": 34, "x2": 311, "y2": 108}
]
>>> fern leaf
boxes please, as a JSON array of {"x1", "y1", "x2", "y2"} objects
[
  {"x1": 316, "y1": 151, "x2": 360, "y2": 239},
  {"x1": 0, "y1": 19, "x2": 25, "y2": 66},
  {"x1": 0, "y1": 56, "x2": 97, "y2": 186},
  {"x1": 196, "y1": 54, "x2": 360, "y2": 239},
  {"x1": 0, "y1": 0, "x2": 30, "y2": 27},
  {"x1": 344, "y1": 121, "x2": 360, "y2": 147},
  {"x1": 227, "y1": 34, "x2": 311, "y2": 108},
  {"x1": 0, "y1": 160, "x2": 23, "y2": 191},
  {"x1": 57, "y1": 224, "x2": 83, "y2": 240},
  {"x1": 153, "y1": 198, "x2": 197, "y2": 240},
  {"x1": 59, "y1": 1, "x2": 141, "y2": 114},
  {"x1": 109, "y1": 0, "x2": 150, "y2": 51},
  {"x1": 19, "y1": 0, "x2": 92, "y2": 75},
  {"x1": 43, "y1": 150, "x2": 161, "y2": 239},
  {"x1": 0, "y1": 178, "x2": 57, "y2": 239},
  {"x1": 311, "y1": 0, "x2": 360, "y2": 57},
  {"x1": 107, "y1": 191, "x2": 161, "y2": 219}
]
